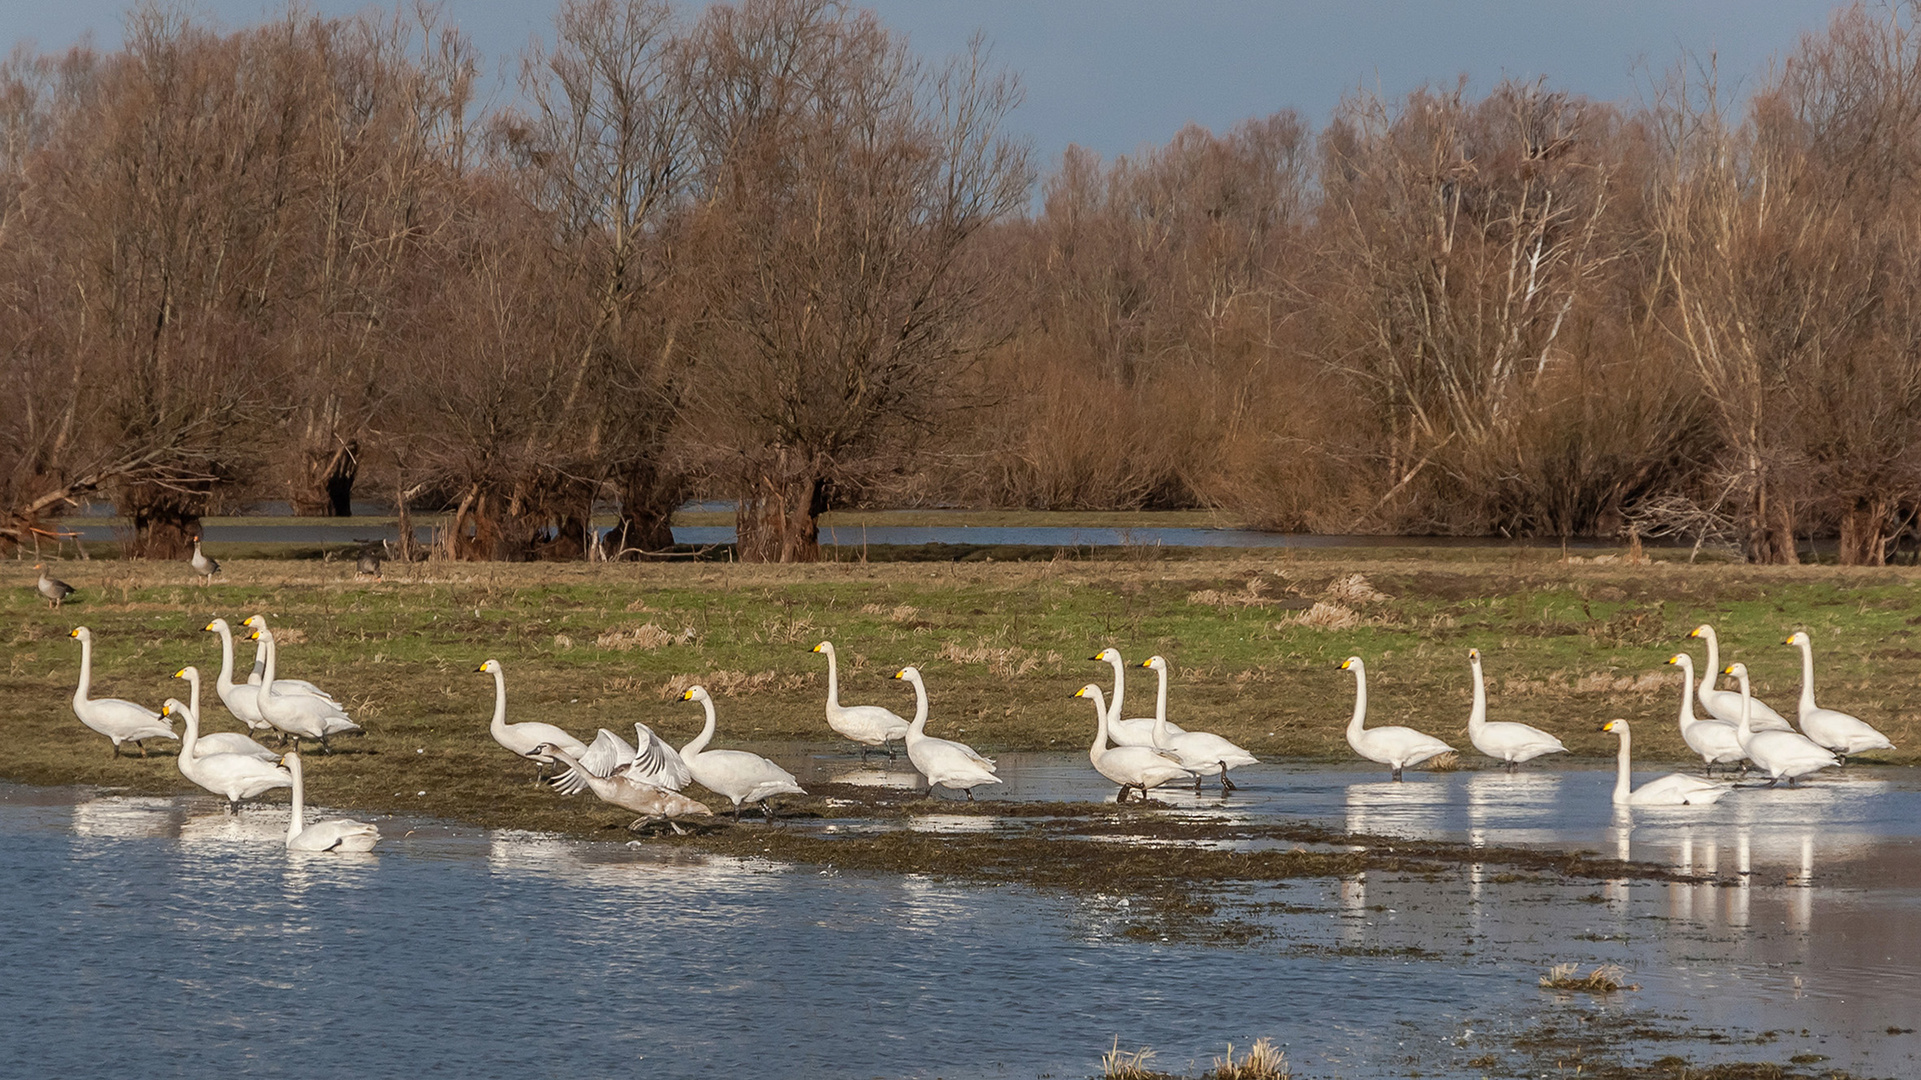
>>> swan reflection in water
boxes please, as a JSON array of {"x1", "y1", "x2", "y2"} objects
[
  {"x1": 1344, "y1": 779, "x2": 1451, "y2": 837},
  {"x1": 823, "y1": 767, "x2": 921, "y2": 790},
  {"x1": 71, "y1": 796, "x2": 180, "y2": 841},
  {"x1": 1464, "y1": 770, "x2": 1564, "y2": 847}
]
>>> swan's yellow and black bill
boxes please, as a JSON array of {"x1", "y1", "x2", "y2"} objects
[
  {"x1": 1688, "y1": 627, "x2": 1705, "y2": 638},
  {"x1": 680, "y1": 689, "x2": 696, "y2": 701},
  {"x1": 202, "y1": 621, "x2": 218, "y2": 631},
  {"x1": 68, "y1": 628, "x2": 80, "y2": 638},
  {"x1": 172, "y1": 667, "x2": 187, "y2": 678},
  {"x1": 1086, "y1": 654, "x2": 1103, "y2": 661},
  {"x1": 1600, "y1": 719, "x2": 1623, "y2": 733},
  {"x1": 161, "y1": 703, "x2": 173, "y2": 716},
  {"x1": 1072, "y1": 686, "x2": 1088, "y2": 699},
  {"x1": 893, "y1": 669, "x2": 907, "y2": 679},
  {"x1": 1138, "y1": 659, "x2": 1152, "y2": 667},
  {"x1": 1468, "y1": 648, "x2": 1480, "y2": 660},
  {"x1": 1665, "y1": 654, "x2": 1683, "y2": 665},
  {"x1": 248, "y1": 630, "x2": 261, "y2": 640},
  {"x1": 474, "y1": 663, "x2": 488, "y2": 672},
  {"x1": 1721, "y1": 664, "x2": 1737, "y2": 675},
  {"x1": 1338, "y1": 658, "x2": 1354, "y2": 670},
  {"x1": 811, "y1": 643, "x2": 825, "y2": 653},
  {"x1": 1783, "y1": 636, "x2": 1797, "y2": 645}
]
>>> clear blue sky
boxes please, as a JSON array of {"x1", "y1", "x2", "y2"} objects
[{"x1": 2, "y1": 0, "x2": 1847, "y2": 165}]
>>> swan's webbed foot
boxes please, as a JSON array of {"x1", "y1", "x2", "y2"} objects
[
  {"x1": 1391, "y1": 767, "x2": 1404, "y2": 782},
  {"x1": 1505, "y1": 760, "x2": 1516, "y2": 773},
  {"x1": 763, "y1": 800, "x2": 778, "y2": 822}
]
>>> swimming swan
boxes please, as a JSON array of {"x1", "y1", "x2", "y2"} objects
[
  {"x1": 68, "y1": 627, "x2": 176, "y2": 756},
  {"x1": 1464, "y1": 648, "x2": 1566, "y2": 770},
  {"x1": 1089, "y1": 647, "x2": 1185, "y2": 747},
  {"x1": 1338, "y1": 656, "x2": 1454, "y2": 780},
  {"x1": 813, "y1": 641, "x2": 909, "y2": 757},
  {"x1": 172, "y1": 694, "x2": 291, "y2": 810},
  {"x1": 1600, "y1": 718, "x2": 1730, "y2": 806},
  {"x1": 281, "y1": 750, "x2": 380, "y2": 851},
  {"x1": 677, "y1": 686, "x2": 806, "y2": 818},
  {"x1": 545, "y1": 745, "x2": 712, "y2": 833},
  {"x1": 1784, "y1": 632, "x2": 1895, "y2": 762},
  {"x1": 893, "y1": 666, "x2": 1002, "y2": 799},
  {"x1": 172, "y1": 667, "x2": 277, "y2": 761},
  {"x1": 1139, "y1": 656, "x2": 1257, "y2": 791},
  {"x1": 477, "y1": 659, "x2": 588, "y2": 780},
  {"x1": 1663, "y1": 653, "x2": 1745, "y2": 774},
  {"x1": 1688, "y1": 625, "x2": 1790, "y2": 731},
  {"x1": 250, "y1": 626, "x2": 361, "y2": 750},
  {"x1": 1074, "y1": 684, "x2": 1195, "y2": 801},
  {"x1": 1724, "y1": 663, "x2": 1838, "y2": 785}
]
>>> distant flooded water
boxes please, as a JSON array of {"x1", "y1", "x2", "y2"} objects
[{"x1": 7, "y1": 761, "x2": 1916, "y2": 1078}]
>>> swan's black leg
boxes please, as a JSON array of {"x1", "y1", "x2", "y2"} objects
[
  {"x1": 1391, "y1": 766, "x2": 1404, "y2": 782},
  {"x1": 1220, "y1": 764, "x2": 1237, "y2": 792},
  {"x1": 1194, "y1": 773, "x2": 1204, "y2": 794}
]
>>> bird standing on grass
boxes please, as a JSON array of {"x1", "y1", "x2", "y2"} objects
[
  {"x1": 190, "y1": 537, "x2": 220, "y2": 585},
  {"x1": 35, "y1": 563, "x2": 75, "y2": 608}
]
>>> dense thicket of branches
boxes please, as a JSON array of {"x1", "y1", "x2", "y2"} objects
[{"x1": 7, "y1": 0, "x2": 1921, "y2": 563}]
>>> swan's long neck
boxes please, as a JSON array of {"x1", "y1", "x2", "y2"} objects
[
  {"x1": 823, "y1": 648, "x2": 840, "y2": 709},
  {"x1": 74, "y1": 635, "x2": 92, "y2": 708},
  {"x1": 1151, "y1": 664, "x2": 1172, "y2": 747},
  {"x1": 287, "y1": 755, "x2": 305, "y2": 842},
  {"x1": 1468, "y1": 658, "x2": 1486, "y2": 732},
  {"x1": 1106, "y1": 656, "x2": 1124, "y2": 723},
  {"x1": 681, "y1": 698, "x2": 717, "y2": 758},
  {"x1": 1087, "y1": 689, "x2": 1110, "y2": 761},
  {"x1": 1613, "y1": 727, "x2": 1632, "y2": 804},
  {"x1": 248, "y1": 637, "x2": 266, "y2": 685},
  {"x1": 180, "y1": 701, "x2": 200, "y2": 757},
  {"x1": 1734, "y1": 670, "x2": 1755, "y2": 747},
  {"x1": 186, "y1": 671, "x2": 200, "y2": 723},
  {"x1": 906, "y1": 677, "x2": 929, "y2": 741},
  {"x1": 1347, "y1": 664, "x2": 1367, "y2": 738},
  {"x1": 258, "y1": 631, "x2": 279, "y2": 706},
  {"x1": 1674, "y1": 658, "x2": 1696, "y2": 728},
  {"x1": 1697, "y1": 630, "x2": 1720, "y2": 699},
  {"x1": 489, "y1": 669, "x2": 508, "y2": 737},
  {"x1": 1795, "y1": 640, "x2": 1817, "y2": 718},
  {"x1": 213, "y1": 626, "x2": 236, "y2": 695}
]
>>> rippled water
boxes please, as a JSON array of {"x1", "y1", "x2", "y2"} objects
[{"x1": 4, "y1": 760, "x2": 1917, "y2": 1079}]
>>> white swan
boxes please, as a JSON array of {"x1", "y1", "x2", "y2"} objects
[
  {"x1": 250, "y1": 626, "x2": 361, "y2": 750},
  {"x1": 477, "y1": 659, "x2": 588, "y2": 780},
  {"x1": 174, "y1": 692, "x2": 291, "y2": 810},
  {"x1": 239, "y1": 616, "x2": 340, "y2": 702},
  {"x1": 893, "y1": 666, "x2": 1002, "y2": 799},
  {"x1": 557, "y1": 722, "x2": 692, "y2": 793},
  {"x1": 1600, "y1": 718, "x2": 1730, "y2": 806},
  {"x1": 1338, "y1": 656, "x2": 1454, "y2": 780},
  {"x1": 546, "y1": 745, "x2": 712, "y2": 832},
  {"x1": 203, "y1": 618, "x2": 333, "y2": 735},
  {"x1": 813, "y1": 641, "x2": 909, "y2": 757},
  {"x1": 1090, "y1": 647, "x2": 1185, "y2": 747},
  {"x1": 281, "y1": 750, "x2": 380, "y2": 851},
  {"x1": 68, "y1": 627, "x2": 176, "y2": 756},
  {"x1": 1724, "y1": 663, "x2": 1839, "y2": 785},
  {"x1": 677, "y1": 686, "x2": 806, "y2": 818},
  {"x1": 1074, "y1": 684, "x2": 1195, "y2": 801},
  {"x1": 1140, "y1": 656, "x2": 1257, "y2": 791},
  {"x1": 1663, "y1": 653, "x2": 1745, "y2": 774},
  {"x1": 1688, "y1": 624, "x2": 1791, "y2": 730},
  {"x1": 1784, "y1": 631, "x2": 1895, "y2": 761},
  {"x1": 1464, "y1": 648, "x2": 1567, "y2": 770},
  {"x1": 171, "y1": 667, "x2": 277, "y2": 761}
]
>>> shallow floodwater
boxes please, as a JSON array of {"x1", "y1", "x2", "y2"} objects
[{"x1": 4, "y1": 761, "x2": 1916, "y2": 1079}]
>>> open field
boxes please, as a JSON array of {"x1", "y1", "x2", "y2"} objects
[{"x1": 7, "y1": 548, "x2": 1915, "y2": 823}]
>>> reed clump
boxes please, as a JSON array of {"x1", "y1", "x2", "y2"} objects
[
  {"x1": 1101, "y1": 1039, "x2": 1173, "y2": 1080},
  {"x1": 1207, "y1": 1038, "x2": 1289, "y2": 1080},
  {"x1": 1539, "y1": 962, "x2": 1637, "y2": 994}
]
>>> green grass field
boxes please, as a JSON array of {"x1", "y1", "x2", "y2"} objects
[{"x1": 6, "y1": 549, "x2": 1915, "y2": 835}]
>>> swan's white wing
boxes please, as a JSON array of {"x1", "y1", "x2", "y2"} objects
[
  {"x1": 578, "y1": 728, "x2": 636, "y2": 778},
  {"x1": 193, "y1": 732, "x2": 278, "y2": 761},
  {"x1": 621, "y1": 723, "x2": 692, "y2": 790},
  {"x1": 290, "y1": 819, "x2": 381, "y2": 852}
]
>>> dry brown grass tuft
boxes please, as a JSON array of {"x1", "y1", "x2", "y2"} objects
[
  {"x1": 859, "y1": 602, "x2": 920, "y2": 622},
  {"x1": 1539, "y1": 962, "x2": 1637, "y2": 994},
  {"x1": 1187, "y1": 575, "x2": 1289, "y2": 608},
  {"x1": 1322, "y1": 573, "x2": 1387, "y2": 604},
  {"x1": 596, "y1": 623, "x2": 695, "y2": 651},
  {"x1": 1207, "y1": 1038, "x2": 1289, "y2": 1080},
  {"x1": 1423, "y1": 751, "x2": 1463, "y2": 772},
  {"x1": 659, "y1": 670, "x2": 816, "y2": 699},
  {"x1": 1101, "y1": 1039, "x2": 1172, "y2": 1080},
  {"x1": 937, "y1": 639, "x2": 1043, "y2": 678},
  {"x1": 1281, "y1": 601, "x2": 1362, "y2": 630}
]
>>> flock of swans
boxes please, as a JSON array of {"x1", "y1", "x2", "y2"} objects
[
  {"x1": 57, "y1": 601, "x2": 1901, "y2": 844},
  {"x1": 1340, "y1": 623, "x2": 1895, "y2": 809}
]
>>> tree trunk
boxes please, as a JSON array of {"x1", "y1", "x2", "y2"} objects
[
  {"x1": 450, "y1": 487, "x2": 525, "y2": 561},
  {"x1": 117, "y1": 482, "x2": 205, "y2": 560},
  {"x1": 292, "y1": 440, "x2": 360, "y2": 517},
  {"x1": 613, "y1": 460, "x2": 683, "y2": 555},
  {"x1": 1838, "y1": 496, "x2": 1893, "y2": 566},
  {"x1": 736, "y1": 449, "x2": 827, "y2": 563},
  {"x1": 1746, "y1": 484, "x2": 1799, "y2": 565}
]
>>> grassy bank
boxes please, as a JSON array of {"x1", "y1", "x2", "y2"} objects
[{"x1": 8, "y1": 551, "x2": 1917, "y2": 804}]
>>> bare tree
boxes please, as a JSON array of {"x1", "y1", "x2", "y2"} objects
[{"x1": 682, "y1": 0, "x2": 1031, "y2": 561}]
